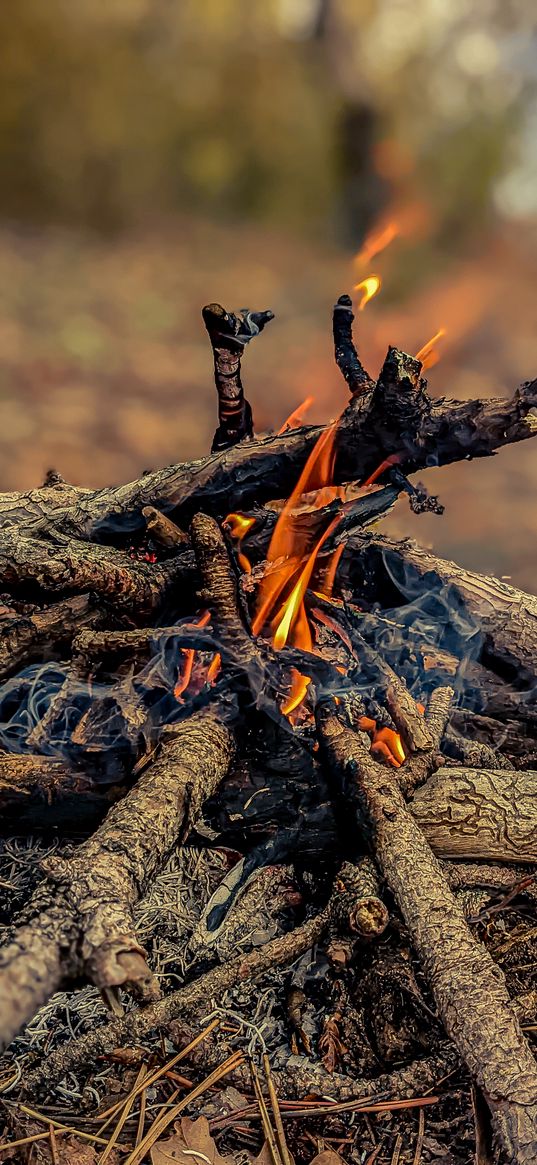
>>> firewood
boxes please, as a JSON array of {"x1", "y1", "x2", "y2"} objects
[
  {"x1": 411, "y1": 765, "x2": 537, "y2": 863},
  {"x1": 0, "y1": 374, "x2": 534, "y2": 543},
  {"x1": 0, "y1": 709, "x2": 235, "y2": 1053},
  {"x1": 142, "y1": 505, "x2": 188, "y2": 549},
  {"x1": 332, "y1": 858, "x2": 389, "y2": 938},
  {"x1": 0, "y1": 531, "x2": 186, "y2": 612},
  {"x1": 332, "y1": 293, "x2": 374, "y2": 394},
  {"x1": 202, "y1": 302, "x2": 274, "y2": 452},
  {"x1": 317, "y1": 704, "x2": 537, "y2": 1164},
  {"x1": 0, "y1": 593, "x2": 99, "y2": 682},
  {"x1": 0, "y1": 752, "x2": 126, "y2": 832}
]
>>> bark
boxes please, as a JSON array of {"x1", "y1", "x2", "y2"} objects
[
  {"x1": 411, "y1": 766, "x2": 537, "y2": 864},
  {"x1": 0, "y1": 377, "x2": 535, "y2": 542},
  {"x1": 0, "y1": 594, "x2": 99, "y2": 682},
  {"x1": 318, "y1": 708, "x2": 537, "y2": 1164},
  {"x1": 332, "y1": 858, "x2": 389, "y2": 938},
  {"x1": 0, "y1": 532, "x2": 186, "y2": 612},
  {"x1": 0, "y1": 710, "x2": 235, "y2": 1053},
  {"x1": 0, "y1": 752, "x2": 126, "y2": 833},
  {"x1": 142, "y1": 505, "x2": 189, "y2": 548}
]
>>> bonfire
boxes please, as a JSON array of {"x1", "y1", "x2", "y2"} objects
[{"x1": 0, "y1": 259, "x2": 536, "y2": 1164}]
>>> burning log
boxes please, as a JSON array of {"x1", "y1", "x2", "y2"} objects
[
  {"x1": 317, "y1": 702, "x2": 537, "y2": 1164},
  {"x1": 0, "y1": 709, "x2": 235, "y2": 1052}
]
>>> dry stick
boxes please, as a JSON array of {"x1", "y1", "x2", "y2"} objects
[
  {"x1": 332, "y1": 858, "x2": 389, "y2": 938},
  {"x1": 332, "y1": 294, "x2": 374, "y2": 394},
  {"x1": 0, "y1": 710, "x2": 235, "y2": 1053},
  {"x1": 0, "y1": 532, "x2": 184, "y2": 611},
  {"x1": 202, "y1": 302, "x2": 274, "y2": 453},
  {"x1": 22, "y1": 903, "x2": 332, "y2": 1095},
  {"x1": 142, "y1": 505, "x2": 189, "y2": 549},
  {"x1": 317, "y1": 706, "x2": 537, "y2": 1165},
  {"x1": 0, "y1": 593, "x2": 98, "y2": 682},
  {"x1": 346, "y1": 626, "x2": 433, "y2": 754}
]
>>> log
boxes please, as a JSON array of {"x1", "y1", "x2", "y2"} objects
[
  {"x1": 0, "y1": 532, "x2": 187, "y2": 612},
  {"x1": 0, "y1": 753, "x2": 126, "y2": 833},
  {"x1": 411, "y1": 766, "x2": 537, "y2": 863},
  {"x1": 317, "y1": 705, "x2": 537, "y2": 1164},
  {"x1": 0, "y1": 709, "x2": 235, "y2": 1053},
  {"x1": 0, "y1": 594, "x2": 99, "y2": 682}
]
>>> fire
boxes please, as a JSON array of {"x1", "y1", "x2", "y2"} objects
[
  {"x1": 225, "y1": 512, "x2": 255, "y2": 575},
  {"x1": 253, "y1": 423, "x2": 345, "y2": 718},
  {"x1": 362, "y1": 452, "x2": 401, "y2": 488},
  {"x1": 278, "y1": 395, "x2": 314, "y2": 435},
  {"x1": 354, "y1": 275, "x2": 382, "y2": 312},
  {"x1": 359, "y1": 716, "x2": 406, "y2": 768},
  {"x1": 416, "y1": 328, "x2": 446, "y2": 370},
  {"x1": 355, "y1": 221, "x2": 399, "y2": 266},
  {"x1": 174, "y1": 610, "x2": 211, "y2": 700}
]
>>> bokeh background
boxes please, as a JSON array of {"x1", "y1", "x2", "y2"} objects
[{"x1": 0, "y1": 0, "x2": 536, "y2": 585}]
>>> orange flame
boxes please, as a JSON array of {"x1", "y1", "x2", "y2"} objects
[
  {"x1": 253, "y1": 422, "x2": 345, "y2": 718},
  {"x1": 358, "y1": 716, "x2": 406, "y2": 768},
  {"x1": 355, "y1": 222, "x2": 399, "y2": 266},
  {"x1": 174, "y1": 610, "x2": 211, "y2": 700},
  {"x1": 206, "y1": 652, "x2": 221, "y2": 683},
  {"x1": 278, "y1": 395, "x2": 314, "y2": 435},
  {"x1": 362, "y1": 452, "x2": 402, "y2": 488},
  {"x1": 225, "y1": 513, "x2": 255, "y2": 539},
  {"x1": 354, "y1": 275, "x2": 382, "y2": 312},
  {"x1": 416, "y1": 328, "x2": 446, "y2": 370}
]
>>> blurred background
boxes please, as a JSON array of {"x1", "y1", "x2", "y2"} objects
[{"x1": 0, "y1": 0, "x2": 536, "y2": 585}]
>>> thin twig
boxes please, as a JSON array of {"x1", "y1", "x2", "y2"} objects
[
  {"x1": 250, "y1": 1060, "x2": 282, "y2": 1165},
  {"x1": 99, "y1": 1063, "x2": 147, "y2": 1163},
  {"x1": 263, "y1": 1053, "x2": 294, "y2": 1165},
  {"x1": 413, "y1": 1107, "x2": 425, "y2": 1165}
]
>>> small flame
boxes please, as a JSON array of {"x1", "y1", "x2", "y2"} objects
[
  {"x1": 355, "y1": 222, "x2": 399, "y2": 266},
  {"x1": 416, "y1": 328, "x2": 446, "y2": 370},
  {"x1": 206, "y1": 653, "x2": 221, "y2": 683},
  {"x1": 278, "y1": 395, "x2": 314, "y2": 435},
  {"x1": 354, "y1": 275, "x2": 382, "y2": 312},
  {"x1": 320, "y1": 543, "x2": 344, "y2": 599},
  {"x1": 174, "y1": 610, "x2": 211, "y2": 700},
  {"x1": 362, "y1": 452, "x2": 402, "y2": 488},
  {"x1": 358, "y1": 716, "x2": 406, "y2": 768},
  {"x1": 225, "y1": 513, "x2": 255, "y2": 540}
]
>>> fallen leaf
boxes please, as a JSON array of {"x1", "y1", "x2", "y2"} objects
[
  {"x1": 151, "y1": 1116, "x2": 236, "y2": 1165},
  {"x1": 309, "y1": 1153, "x2": 345, "y2": 1165}
]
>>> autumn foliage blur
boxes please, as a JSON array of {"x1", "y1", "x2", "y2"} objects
[{"x1": 0, "y1": 0, "x2": 536, "y2": 584}]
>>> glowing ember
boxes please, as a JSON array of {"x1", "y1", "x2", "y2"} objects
[
  {"x1": 354, "y1": 275, "x2": 382, "y2": 312},
  {"x1": 174, "y1": 610, "x2": 211, "y2": 700},
  {"x1": 355, "y1": 221, "x2": 399, "y2": 266},
  {"x1": 278, "y1": 395, "x2": 314, "y2": 435},
  {"x1": 416, "y1": 328, "x2": 446, "y2": 370}
]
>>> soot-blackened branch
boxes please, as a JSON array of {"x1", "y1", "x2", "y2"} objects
[
  {"x1": 332, "y1": 294, "x2": 374, "y2": 395},
  {"x1": 202, "y1": 302, "x2": 274, "y2": 453}
]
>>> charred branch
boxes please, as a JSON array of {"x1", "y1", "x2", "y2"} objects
[
  {"x1": 0, "y1": 753, "x2": 126, "y2": 833},
  {"x1": 332, "y1": 294, "x2": 374, "y2": 394},
  {"x1": 203, "y1": 302, "x2": 274, "y2": 452},
  {"x1": 0, "y1": 593, "x2": 99, "y2": 683},
  {"x1": 142, "y1": 505, "x2": 189, "y2": 549}
]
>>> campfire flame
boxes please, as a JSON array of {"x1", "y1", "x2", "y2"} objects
[
  {"x1": 225, "y1": 512, "x2": 255, "y2": 575},
  {"x1": 359, "y1": 717, "x2": 406, "y2": 768},
  {"x1": 416, "y1": 328, "x2": 446, "y2": 370},
  {"x1": 278, "y1": 395, "x2": 314, "y2": 434},
  {"x1": 355, "y1": 221, "x2": 399, "y2": 266},
  {"x1": 354, "y1": 275, "x2": 382, "y2": 311},
  {"x1": 252, "y1": 424, "x2": 344, "y2": 717},
  {"x1": 174, "y1": 610, "x2": 211, "y2": 700}
]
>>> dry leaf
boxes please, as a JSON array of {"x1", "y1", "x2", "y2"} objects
[
  {"x1": 309, "y1": 1152, "x2": 345, "y2": 1165},
  {"x1": 151, "y1": 1115, "x2": 236, "y2": 1165}
]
